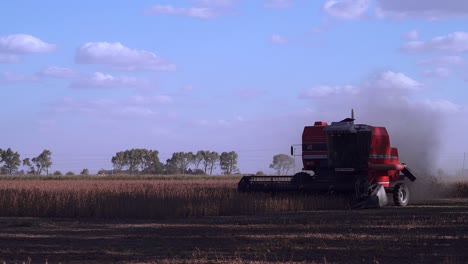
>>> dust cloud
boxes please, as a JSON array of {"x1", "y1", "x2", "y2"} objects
[{"x1": 308, "y1": 71, "x2": 456, "y2": 201}]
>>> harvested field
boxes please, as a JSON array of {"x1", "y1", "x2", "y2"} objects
[{"x1": 0, "y1": 198, "x2": 467, "y2": 263}]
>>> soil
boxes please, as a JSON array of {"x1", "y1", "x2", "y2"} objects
[{"x1": 0, "y1": 198, "x2": 467, "y2": 264}]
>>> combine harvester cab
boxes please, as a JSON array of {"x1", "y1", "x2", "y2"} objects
[{"x1": 238, "y1": 112, "x2": 417, "y2": 209}]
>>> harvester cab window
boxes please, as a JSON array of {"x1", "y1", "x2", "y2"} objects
[{"x1": 327, "y1": 131, "x2": 371, "y2": 168}]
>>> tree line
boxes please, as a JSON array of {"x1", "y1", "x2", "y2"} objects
[
  {"x1": 110, "y1": 149, "x2": 239, "y2": 175},
  {"x1": 0, "y1": 147, "x2": 294, "y2": 176},
  {"x1": 0, "y1": 148, "x2": 52, "y2": 175}
]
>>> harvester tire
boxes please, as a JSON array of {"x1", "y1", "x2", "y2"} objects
[
  {"x1": 292, "y1": 172, "x2": 310, "y2": 185},
  {"x1": 354, "y1": 176, "x2": 370, "y2": 199},
  {"x1": 393, "y1": 183, "x2": 409, "y2": 206}
]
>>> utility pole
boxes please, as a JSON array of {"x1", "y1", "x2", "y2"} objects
[{"x1": 463, "y1": 152, "x2": 466, "y2": 177}]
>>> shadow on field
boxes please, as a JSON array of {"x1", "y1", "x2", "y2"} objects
[{"x1": 0, "y1": 198, "x2": 467, "y2": 264}]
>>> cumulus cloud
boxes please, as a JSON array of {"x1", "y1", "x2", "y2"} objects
[
  {"x1": 0, "y1": 72, "x2": 40, "y2": 82},
  {"x1": 404, "y1": 30, "x2": 419, "y2": 40},
  {"x1": 0, "y1": 34, "x2": 56, "y2": 54},
  {"x1": 69, "y1": 72, "x2": 150, "y2": 90},
  {"x1": 0, "y1": 54, "x2": 20, "y2": 63},
  {"x1": 376, "y1": 0, "x2": 468, "y2": 19},
  {"x1": 423, "y1": 67, "x2": 452, "y2": 78},
  {"x1": 323, "y1": 0, "x2": 370, "y2": 20},
  {"x1": 368, "y1": 71, "x2": 422, "y2": 91},
  {"x1": 49, "y1": 96, "x2": 175, "y2": 119},
  {"x1": 129, "y1": 95, "x2": 174, "y2": 105},
  {"x1": 417, "y1": 56, "x2": 465, "y2": 66},
  {"x1": 145, "y1": 0, "x2": 235, "y2": 19},
  {"x1": 419, "y1": 99, "x2": 461, "y2": 113},
  {"x1": 300, "y1": 85, "x2": 357, "y2": 98},
  {"x1": 75, "y1": 42, "x2": 175, "y2": 71},
  {"x1": 144, "y1": 5, "x2": 219, "y2": 19},
  {"x1": 265, "y1": 0, "x2": 293, "y2": 9},
  {"x1": 270, "y1": 34, "x2": 289, "y2": 45},
  {"x1": 401, "y1": 32, "x2": 468, "y2": 53},
  {"x1": 38, "y1": 66, "x2": 80, "y2": 79}
]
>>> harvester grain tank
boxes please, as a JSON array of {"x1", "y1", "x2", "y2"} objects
[{"x1": 238, "y1": 112, "x2": 417, "y2": 208}]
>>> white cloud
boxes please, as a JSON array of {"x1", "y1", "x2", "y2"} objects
[
  {"x1": 417, "y1": 56, "x2": 465, "y2": 66},
  {"x1": 144, "y1": 5, "x2": 219, "y2": 19},
  {"x1": 419, "y1": 99, "x2": 461, "y2": 113},
  {"x1": 129, "y1": 95, "x2": 174, "y2": 105},
  {"x1": 300, "y1": 71, "x2": 421, "y2": 100},
  {"x1": 119, "y1": 106, "x2": 157, "y2": 117},
  {"x1": 0, "y1": 54, "x2": 20, "y2": 63},
  {"x1": 236, "y1": 115, "x2": 245, "y2": 122},
  {"x1": 75, "y1": 42, "x2": 175, "y2": 71},
  {"x1": 404, "y1": 30, "x2": 419, "y2": 40},
  {"x1": 401, "y1": 32, "x2": 468, "y2": 53},
  {"x1": 49, "y1": 96, "x2": 175, "y2": 119},
  {"x1": 423, "y1": 67, "x2": 452, "y2": 78},
  {"x1": 70, "y1": 72, "x2": 150, "y2": 90},
  {"x1": 0, "y1": 72, "x2": 40, "y2": 82},
  {"x1": 38, "y1": 66, "x2": 80, "y2": 79},
  {"x1": 144, "y1": 0, "x2": 235, "y2": 19},
  {"x1": 369, "y1": 71, "x2": 422, "y2": 91},
  {"x1": 265, "y1": 0, "x2": 293, "y2": 9},
  {"x1": 376, "y1": 0, "x2": 468, "y2": 19},
  {"x1": 300, "y1": 85, "x2": 357, "y2": 98},
  {"x1": 270, "y1": 34, "x2": 289, "y2": 45},
  {"x1": 323, "y1": 0, "x2": 370, "y2": 20},
  {"x1": 0, "y1": 34, "x2": 56, "y2": 53}
]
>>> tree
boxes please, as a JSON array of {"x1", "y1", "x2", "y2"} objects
[
  {"x1": 193, "y1": 151, "x2": 205, "y2": 170},
  {"x1": 165, "y1": 152, "x2": 194, "y2": 175},
  {"x1": 80, "y1": 168, "x2": 89, "y2": 175},
  {"x1": 22, "y1": 158, "x2": 35, "y2": 174},
  {"x1": 141, "y1": 150, "x2": 163, "y2": 174},
  {"x1": 0, "y1": 148, "x2": 21, "y2": 174},
  {"x1": 53, "y1": 171, "x2": 62, "y2": 176},
  {"x1": 111, "y1": 149, "x2": 163, "y2": 175},
  {"x1": 66, "y1": 171, "x2": 75, "y2": 176},
  {"x1": 219, "y1": 151, "x2": 239, "y2": 175},
  {"x1": 198, "y1": 150, "x2": 219, "y2": 175},
  {"x1": 111, "y1": 151, "x2": 126, "y2": 172},
  {"x1": 269, "y1": 154, "x2": 295, "y2": 175},
  {"x1": 199, "y1": 151, "x2": 210, "y2": 174},
  {"x1": 31, "y1": 150, "x2": 52, "y2": 175},
  {"x1": 125, "y1": 149, "x2": 140, "y2": 175},
  {"x1": 206, "y1": 151, "x2": 219, "y2": 175}
]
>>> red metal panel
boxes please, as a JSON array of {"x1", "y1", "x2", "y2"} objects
[{"x1": 302, "y1": 122, "x2": 328, "y2": 170}]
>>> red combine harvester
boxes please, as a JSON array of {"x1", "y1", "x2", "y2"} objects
[{"x1": 238, "y1": 111, "x2": 417, "y2": 208}]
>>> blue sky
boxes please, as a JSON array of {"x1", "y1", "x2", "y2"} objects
[{"x1": 1, "y1": 0, "x2": 467, "y2": 174}]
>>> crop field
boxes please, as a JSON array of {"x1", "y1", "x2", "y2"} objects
[{"x1": 0, "y1": 178, "x2": 467, "y2": 263}]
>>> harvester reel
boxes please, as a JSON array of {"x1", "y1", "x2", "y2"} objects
[{"x1": 393, "y1": 183, "x2": 409, "y2": 206}]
